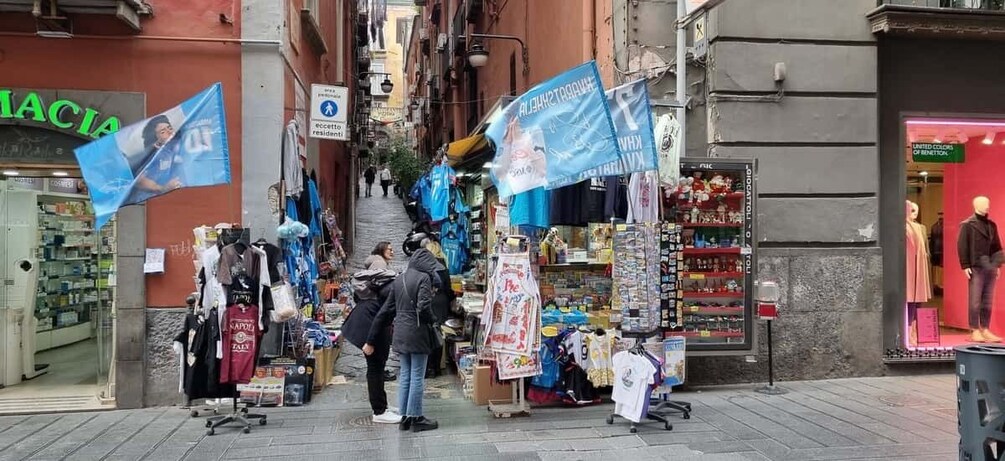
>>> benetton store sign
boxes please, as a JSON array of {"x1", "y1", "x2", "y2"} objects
[
  {"x1": 912, "y1": 142, "x2": 965, "y2": 163},
  {"x1": 0, "y1": 89, "x2": 121, "y2": 139}
]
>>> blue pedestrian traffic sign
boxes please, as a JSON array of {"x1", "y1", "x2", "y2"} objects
[
  {"x1": 320, "y1": 100, "x2": 338, "y2": 118},
  {"x1": 310, "y1": 84, "x2": 349, "y2": 141}
]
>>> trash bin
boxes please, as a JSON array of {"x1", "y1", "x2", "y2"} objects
[{"x1": 956, "y1": 344, "x2": 1005, "y2": 461}]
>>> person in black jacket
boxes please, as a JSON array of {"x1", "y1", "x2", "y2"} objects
[
  {"x1": 363, "y1": 248, "x2": 443, "y2": 432},
  {"x1": 423, "y1": 241, "x2": 455, "y2": 378},
  {"x1": 341, "y1": 270, "x2": 400, "y2": 423}
]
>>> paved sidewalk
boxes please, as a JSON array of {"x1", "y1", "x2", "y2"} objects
[
  {"x1": 0, "y1": 375, "x2": 958, "y2": 460},
  {"x1": 0, "y1": 183, "x2": 960, "y2": 460}
]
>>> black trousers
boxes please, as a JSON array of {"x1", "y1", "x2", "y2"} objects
[
  {"x1": 365, "y1": 181, "x2": 374, "y2": 196},
  {"x1": 380, "y1": 180, "x2": 391, "y2": 196},
  {"x1": 969, "y1": 267, "x2": 997, "y2": 329},
  {"x1": 365, "y1": 334, "x2": 391, "y2": 414}
]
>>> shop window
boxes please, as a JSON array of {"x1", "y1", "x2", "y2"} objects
[{"x1": 903, "y1": 117, "x2": 1005, "y2": 350}]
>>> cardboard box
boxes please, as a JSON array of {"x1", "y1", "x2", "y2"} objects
[{"x1": 473, "y1": 365, "x2": 514, "y2": 405}]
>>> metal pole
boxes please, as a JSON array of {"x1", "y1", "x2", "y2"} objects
[
  {"x1": 676, "y1": 0, "x2": 687, "y2": 157},
  {"x1": 767, "y1": 320, "x2": 774, "y2": 387}
]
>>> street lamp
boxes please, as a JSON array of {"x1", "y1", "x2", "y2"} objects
[
  {"x1": 466, "y1": 33, "x2": 529, "y2": 75},
  {"x1": 359, "y1": 72, "x2": 394, "y2": 94},
  {"x1": 467, "y1": 43, "x2": 489, "y2": 68},
  {"x1": 409, "y1": 99, "x2": 419, "y2": 111}
]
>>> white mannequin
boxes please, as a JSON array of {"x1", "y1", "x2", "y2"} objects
[
  {"x1": 965, "y1": 196, "x2": 994, "y2": 280},
  {"x1": 964, "y1": 196, "x2": 1002, "y2": 343}
]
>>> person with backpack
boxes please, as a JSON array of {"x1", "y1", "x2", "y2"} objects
[
  {"x1": 363, "y1": 246, "x2": 443, "y2": 432},
  {"x1": 342, "y1": 266, "x2": 399, "y2": 423}
]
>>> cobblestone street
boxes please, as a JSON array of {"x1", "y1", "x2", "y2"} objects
[{"x1": 0, "y1": 181, "x2": 960, "y2": 460}]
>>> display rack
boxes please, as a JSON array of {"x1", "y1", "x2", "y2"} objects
[
  {"x1": 487, "y1": 234, "x2": 532, "y2": 419},
  {"x1": 605, "y1": 333, "x2": 691, "y2": 433},
  {"x1": 664, "y1": 158, "x2": 757, "y2": 353}
]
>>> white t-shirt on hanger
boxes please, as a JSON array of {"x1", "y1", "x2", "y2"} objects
[
  {"x1": 612, "y1": 350, "x2": 657, "y2": 423},
  {"x1": 627, "y1": 171, "x2": 660, "y2": 224}
]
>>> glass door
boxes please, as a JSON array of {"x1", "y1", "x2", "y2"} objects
[{"x1": 95, "y1": 213, "x2": 115, "y2": 402}]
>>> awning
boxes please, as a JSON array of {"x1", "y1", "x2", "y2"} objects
[
  {"x1": 445, "y1": 95, "x2": 514, "y2": 168},
  {"x1": 446, "y1": 134, "x2": 487, "y2": 166}
]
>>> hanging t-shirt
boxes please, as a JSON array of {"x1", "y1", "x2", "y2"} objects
[
  {"x1": 429, "y1": 163, "x2": 456, "y2": 222},
  {"x1": 585, "y1": 332, "x2": 615, "y2": 387},
  {"x1": 440, "y1": 229, "x2": 467, "y2": 275},
  {"x1": 549, "y1": 184, "x2": 582, "y2": 226},
  {"x1": 510, "y1": 187, "x2": 550, "y2": 229},
  {"x1": 581, "y1": 177, "x2": 608, "y2": 224},
  {"x1": 562, "y1": 331, "x2": 588, "y2": 366},
  {"x1": 654, "y1": 113, "x2": 682, "y2": 186},
  {"x1": 627, "y1": 171, "x2": 659, "y2": 224},
  {"x1": 604, "y1": 176, "x2": 629, "y2": 221},
  {"x1": 220, "y1": 304, "x2": 260, "y2": 385},
  {"x1": 612, "y1": 350, "x2": 657, "y2": 423}
]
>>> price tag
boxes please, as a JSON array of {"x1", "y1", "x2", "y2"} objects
[
  {"x1": 700, "y1": 330, "x2": 711, "y2": 337},
  {"x1": 689, "y1": 273, "x2": 705, "y2": 280}
]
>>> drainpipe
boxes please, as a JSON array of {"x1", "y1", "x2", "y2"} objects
[{"x1": 583, "y1": 0, "x2": 596, "y2": 62}]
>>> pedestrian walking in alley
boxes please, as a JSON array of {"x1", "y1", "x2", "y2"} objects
[
  {"x1": 379, "y1": 164, "x2": 393, "y2": 197},
  {"x1": 342, "y1": 266, "x2": 400, "y2": 423},
  {"x1": 423, "y1": 240, "x2": 454, "y2": 379},
  {"x1": 364, "y1": 164, "x2": 376, "y2": 197},
  {"x1": 363, "y1": 245, "x2": 444, "y2": 432},
  {"x1": 364, "y1": 241, "x2": 393, "y2": 270}
]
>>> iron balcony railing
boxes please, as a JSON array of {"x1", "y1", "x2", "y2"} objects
[{"x1": 880, "y1": 0, "x2": 1005, "y2": 11}]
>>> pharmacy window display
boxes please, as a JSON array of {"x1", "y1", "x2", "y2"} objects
[{"x1": 904, "y1": 118, "x2": 1005, "y2": 349}]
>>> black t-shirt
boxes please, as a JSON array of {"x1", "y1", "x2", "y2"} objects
[
  {"x1": 581, "y1": 177, "x2": 608, "y2": 224},
  {"x1": 549, "y1": 184, "x2": 582, "y2": 227},
  {"x1": 604, "y1": 175, "x2": 629, "y2": 221},
  {"x1": 226, "y1": 273, "x2": 259, "y2": 306}
]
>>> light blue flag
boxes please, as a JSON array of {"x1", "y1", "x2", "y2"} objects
[
  {"x1": 486, "y1": 61, "x2": 622, "y2": 198},
  {"x1": 550, "y1": 79, "x2": 658, "y2": 188},
  {"x1": 74, "y1": 83, "x2": 231, "y2": 228}
]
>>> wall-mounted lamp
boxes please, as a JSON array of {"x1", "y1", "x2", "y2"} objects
[
  {"x1": 410, "y1": 99, "x2": 420, "y2": 111},
  {"x1": 359, "y1": 72, "x2": 394, "y2": 93},
  {"x1": 467, "y1": 33, "x2": 529, "y2": 75}
]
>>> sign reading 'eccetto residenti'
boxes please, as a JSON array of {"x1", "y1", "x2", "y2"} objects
[{"x1": 0, "y1": 89, "x2": 121, "y2": 139}]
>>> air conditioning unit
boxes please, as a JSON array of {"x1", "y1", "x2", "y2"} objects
[{"x1": 436, "y1": 33, "x2": 447, "y2": 53}]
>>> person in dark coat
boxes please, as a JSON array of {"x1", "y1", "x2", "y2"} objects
[
  {"x1": 423, "y1": 241, "x2": 455, "y2": 378},
  {"x1": 341, "y1": 274, "x2": 399, "y2": 423},
  {"x1": 363, "y1": 248, "x2": 443, "y2": 432},
  {"x1": 364, "y1": 165, "x2": 376, "y2": 197}
]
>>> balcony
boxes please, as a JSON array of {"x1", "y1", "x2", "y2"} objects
[{"x1": 869, "y1": 0, "x2": 1005, "y2": 40}]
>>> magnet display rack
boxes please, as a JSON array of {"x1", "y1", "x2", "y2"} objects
[{"x1": 663, "y1": 158, "x2": 757, "y2": 354}]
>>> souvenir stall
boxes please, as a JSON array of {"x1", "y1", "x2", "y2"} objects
[{"x1": 175, "y1": 122, "x2": 349, "y2": 433}]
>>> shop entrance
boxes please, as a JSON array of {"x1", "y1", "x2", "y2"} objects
[
  {"x1": 0, "y1": 167, "x2": 116, "y2": 413},
  {"x1": 904, "y1": 117, "x2": 1005, "y2": 350}
]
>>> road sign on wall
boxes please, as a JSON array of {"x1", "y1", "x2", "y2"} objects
[{"x1": 309, "y1": 84, "x2": 349, "y2": 141}]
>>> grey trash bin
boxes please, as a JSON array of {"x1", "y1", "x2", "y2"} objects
[{"x1": 957, "y1": 344, "x2": 1005, "y2": 461}]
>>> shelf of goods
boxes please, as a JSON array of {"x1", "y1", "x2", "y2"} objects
[
  {"x1": 32, "y1": 200, "x2": 109, "y2": 352},
  {"x1": 664, "y1": 159, "x2": 756, "y2": 353}
]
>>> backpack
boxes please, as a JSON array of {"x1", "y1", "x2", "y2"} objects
[{"x1": 351, "y1": 269, "x2": 397, "y2": 300}]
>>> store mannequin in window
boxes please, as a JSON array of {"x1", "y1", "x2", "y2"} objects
[
  {"x1": 905, "y1": 200, "x2": 931, "y2": 346},
  {"x1": 958, "y1": 196, "x2": 1004, "y2": 343}
]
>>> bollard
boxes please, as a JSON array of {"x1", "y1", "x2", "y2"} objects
[{"x1": 956, "y1": 344, "x2": 1005, "y2": 461}]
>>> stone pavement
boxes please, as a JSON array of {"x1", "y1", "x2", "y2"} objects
[
  {"x1": 0, "y1": 182, "x2": 961, "y2": 460},
  {"x1": 0, "y1": 375, "x2": 959, "y2": 460}
]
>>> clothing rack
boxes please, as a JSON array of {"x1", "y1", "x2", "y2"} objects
[
  {"x1": 605, "y1": 332, "x2": 691, "y2": 433},
  {"x1": 182, "y1": 293, "x2": 222, "y2": 418},
  {"x1": 488, "y1": 235, "x2": 532, "y2": 418}
]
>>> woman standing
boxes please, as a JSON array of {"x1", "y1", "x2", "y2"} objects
[
  {"x1": 341, "y1": 270, "x2": 399, "y2": 423},
  {"x1": 363, "y1": 248, "x2": 443, "y2": 432},
  {"x1": 364, "y1": 241, "x2": 393, "y2": 270}
]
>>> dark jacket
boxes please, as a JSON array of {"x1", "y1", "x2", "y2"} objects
[
  {"x1": 958, "y1": 214, "x2": 1004, "y2": 270},
  {"x1": 364, "y1": 167, "x2": 376, "y2": 182},
  {"x1": 343, "y1": 282, "x2": 393, "y2": 349},
  {"x1": 367, "y1": 249, "x2": 444, "y2": 354},
  {"x1": 431, "y1": 257, "x2": 455, "y2": 323}
]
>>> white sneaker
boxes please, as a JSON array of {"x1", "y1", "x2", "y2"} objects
[{"x1": 373, "y1": 410, "x2": 403, "y2": 424}]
